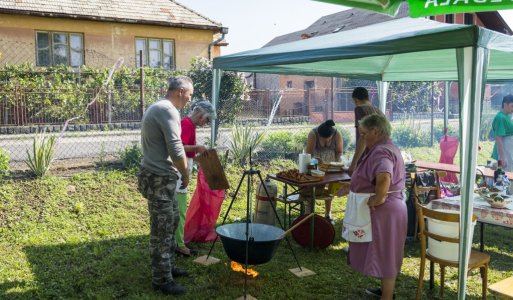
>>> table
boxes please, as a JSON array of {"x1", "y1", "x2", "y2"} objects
[
  {"x1": 415, "y1": 160, "x2": 513, "y2": 179},
  {"x1": 268, "y1": 172, "x2": 351, "y2": 249},
  {"x1": 489, "y1": 276, "x2": 513, "y2": 299},
  {"x1": 429, "y1": 195, "x2": 513, "y2": 251}
]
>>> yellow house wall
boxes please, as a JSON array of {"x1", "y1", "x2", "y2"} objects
[{"x1": 0, "y1": 14, "x2": 216, "y2": 69}]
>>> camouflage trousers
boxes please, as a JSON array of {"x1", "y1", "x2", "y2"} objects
[{"x1": 137, "y1": 168, "x2": 179, "y2": 284}]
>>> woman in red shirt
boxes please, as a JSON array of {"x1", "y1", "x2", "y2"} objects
[{"x1": 175, "y1": 100, "x2": 214, "y2": 256}]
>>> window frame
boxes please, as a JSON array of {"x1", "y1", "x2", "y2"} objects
[
  {"x1": 135, "y1": 37, "x2": 175, "y2": 70},
  {"x1": 35, "y1": 31, "x2": 84, "y2": 67}
]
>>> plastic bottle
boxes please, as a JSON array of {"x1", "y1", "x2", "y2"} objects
[{"x1": 494, "y1": 160, "x2": 504, "y2": 183}]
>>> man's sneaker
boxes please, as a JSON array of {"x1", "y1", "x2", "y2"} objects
[
  {"x1": 152, "y1": 281, "x2": 186, "y2": 295},
  {"x1": 172, "y1": 267, "x2": 189, "y2": 277},
  {"x1": 365, "y1": 287, "x2": 396, "y2": 299}
]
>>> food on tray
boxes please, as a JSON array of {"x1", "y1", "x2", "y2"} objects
[{"x1": 276, "y1": 169, "x2": 320, "y2": 182}]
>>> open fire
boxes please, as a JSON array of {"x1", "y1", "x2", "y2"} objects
[{"x1": 230, "y1": 261, "x2": 259, "y2": 278}]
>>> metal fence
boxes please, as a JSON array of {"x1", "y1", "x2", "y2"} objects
[{"x1": 1, "y1": 72, "x2": 510, "y2": 177}]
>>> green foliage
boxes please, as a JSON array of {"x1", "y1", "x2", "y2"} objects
[
  {"x1": 25, "y1": 131, "x2": 57, "y2": 177},
  {"x1": 0, "y1": 148, "x2": 10, "y2": 179},
  {"x1": 389, "y1": 81, "x2": 443, "y2": 114},
  {"x1": 119, "y1": 143, "x2": 142, "y2": 170},
  {"x1": 0, "y1": 63, "x2": 181, "y2": 123},
  {"x1": 260, "y1": 129, "x2": 309, "y2": 159},
  {"x1": 392, "y1": 119, "x2": 430, "y2": 147},
  {"x1": 229, "y1": 125, "x2": 265, "y2": 165},
  {"x1": 187, "y1": 57, "x2": 250, "y2": 135}
]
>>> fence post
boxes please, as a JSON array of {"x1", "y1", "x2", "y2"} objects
[
  {"x1": 107, "y1": 85, "x2": 112, "y2": 124},
  {"x1": 139, "y1": 50, "x2": 145, "y2": 119}
]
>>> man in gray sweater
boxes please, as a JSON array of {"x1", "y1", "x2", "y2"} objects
[{"x1": 137, "y1": 76, "x2": 193, "y2": 295}]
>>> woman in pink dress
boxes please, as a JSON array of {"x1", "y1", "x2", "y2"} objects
[{"x1": 347, "y1": 114, "x2": 407, "y2": 300}]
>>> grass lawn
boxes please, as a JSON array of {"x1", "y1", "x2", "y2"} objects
[{"x1": 1, "y1": 145, "x2": 512, "y2": 299}]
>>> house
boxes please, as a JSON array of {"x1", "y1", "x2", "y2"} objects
[
  {"x1": 252, "y1": 5, "x2": 512, "y2": 123},
  {"x1": 0, "y1": 0, "x2": 227, "y2": 70}
]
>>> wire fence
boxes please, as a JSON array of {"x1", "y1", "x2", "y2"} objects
[{"x1": 0, "y1": 67, "x2": 511, "y2": 178}]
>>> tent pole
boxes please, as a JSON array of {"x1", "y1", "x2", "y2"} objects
[
  {"x1": 455, "y1": 46, "x2": 489, "y2": 300},
  {"x1": 377, "y1": 81, "x2": 388, "y2": 114},
  {"x1": 211, "y1": 68, "x2": 222, "y2": 148},
  {"x1": 444, "y1": 81, "x2": 450, "y2": 129}
]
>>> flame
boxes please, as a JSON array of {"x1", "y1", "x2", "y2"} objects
[{"x1": 230, "y1": 261, "x2": 259, "y2": 278}]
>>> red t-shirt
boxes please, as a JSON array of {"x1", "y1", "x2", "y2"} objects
[{"x1": 181, "y1": 117, "x2": 196, "y2": 158}]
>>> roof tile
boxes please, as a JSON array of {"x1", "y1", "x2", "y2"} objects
[{"x1": 0, "y1": 0, "x2": 222, "y2": 30}]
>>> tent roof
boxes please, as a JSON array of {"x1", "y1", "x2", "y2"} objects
[{"x1": 213, "y1": 18, "x2": 513, "y2": 81}]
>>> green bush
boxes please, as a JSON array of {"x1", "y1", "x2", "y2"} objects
[
  {"x1": 260, "y1": 127, "x2": 351, "y2": 160},
  {"x1": 25, "y1": 131, "x2": 57, "y2": 177},
  {"x1": 260, "y1": 129, "x2": 309, "y2": 160},
  {"x1": 0, "y1": 148, "x2": 10, "y2": 179},
  {"x1": 392, "y1": 120, "x2": 430, "y2": 147},
  {"x1": 120, "y1": 143, "x2": 143, "y2": 170}
]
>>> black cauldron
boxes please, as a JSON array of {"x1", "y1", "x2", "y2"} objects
[{"x1": 216, "y1": 223, "x2": 284, "y2": 265}]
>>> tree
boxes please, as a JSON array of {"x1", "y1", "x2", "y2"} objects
[
  {"x1": 186, "y1": 57, "x2": 250, "y2": 142},
  {"x1": 389, "y1": 81, "x2": 443, "y2": 114}
]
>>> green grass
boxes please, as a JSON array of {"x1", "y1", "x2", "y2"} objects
[{"x1": 1, "y1": 158, "x2": 512, "y2": 299}]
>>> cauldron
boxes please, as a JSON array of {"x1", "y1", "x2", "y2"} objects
[{"x1": 216, "y1": 223, "x2": 284, "y2": 265}]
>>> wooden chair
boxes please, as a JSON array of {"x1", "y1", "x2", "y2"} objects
[
  {"x1": 412, "y1": 170, "x2": 447, "y2": 240},
  {"x1": 413, "y1": 170, "x2": 447, "y2": 202},
  {"x1": 415, "y1": 202, "x2": 490, "y2": 300}
]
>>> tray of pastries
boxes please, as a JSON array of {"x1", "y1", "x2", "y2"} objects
[{"x1": 276, "y1": 169, "x2": 322, "y2": 183}]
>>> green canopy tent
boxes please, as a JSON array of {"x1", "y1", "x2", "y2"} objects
[
  {"x1": 314, "y1": 0, "x2": 513, "y2": 17},
  {"x1": 210, "y1": 17, "x2": 513, "y2": 298}
]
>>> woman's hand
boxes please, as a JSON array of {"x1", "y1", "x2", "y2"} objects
[{"x1": 367, "y1": 195, "x2": 386, "y2": 209}]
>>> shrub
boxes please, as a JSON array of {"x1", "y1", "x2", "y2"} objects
[
  {"x1": 392, "y1": 120, "x2": 430, "y2": 148},
  {"x1": 229, "y1": 125, "x2": 265, "y2": 165},
  {"x1": 0, "y1": 148, "x2": 10, "y2": 179},
  {"x1": 25, "y1": 131, "x2": 57, "y2": 177},
  {"x1": 120, "y1": 143, "x2": 143, "y2": 170},
  {"x1": 260, "y1": 129, "x2": 309, "y2": 160}
]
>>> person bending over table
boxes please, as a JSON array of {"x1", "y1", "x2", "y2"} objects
[
  {"x1": 492, "y1": 94, "x2": 513, "y2": 172},
  {"x1": 345, "y1": 114, "x2": 406, "y2": 300},
  {"x1": 304, "y1": 119, "x2": 343, "y2": 224}
]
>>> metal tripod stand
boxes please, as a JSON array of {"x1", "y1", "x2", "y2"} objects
[{"x1": 207, "y1": 158, "x2": 302, "y2": 299}]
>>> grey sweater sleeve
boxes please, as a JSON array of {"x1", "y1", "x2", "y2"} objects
[{"x1": 158, "y1": 105, "x2": 185, "y2": 162}]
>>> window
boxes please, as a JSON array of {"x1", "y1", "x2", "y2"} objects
[
  {"x1": 135, "y1": 38, "x2": 175, "y2": 69},
  {"x1": 287, "y1": 81, "x2": 293, "y2": 88},
  {"x1": 464, "y1": 13, "x2": 474, "y2": 25},
  {"x1": 36, "y1": 31, "x2": 84, "y2": 67},
  {"x1": 445, "y1": 14, "x2": 454, "y2": 24}
]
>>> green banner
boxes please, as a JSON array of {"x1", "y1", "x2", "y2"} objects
[{"x1": 408, "y1": 0, "x2": 513, "y2": 17}]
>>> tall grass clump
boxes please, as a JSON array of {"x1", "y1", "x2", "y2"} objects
[
  {"x1": 120, "y1": 143, "x2": 143, "y2": 170},
  {"x1": 229, "y1": 125, "x2": 265, "y2": 165},
  {"x1": 25, "y1": 131, "x2": 57, "y2": 177}
]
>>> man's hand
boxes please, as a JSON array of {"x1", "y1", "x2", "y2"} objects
[{"x1": 180, "y1": 173, "x2": 189, "y2": 189}]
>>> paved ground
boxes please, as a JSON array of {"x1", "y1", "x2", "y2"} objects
[{"x1": 1, "y1": 120, "x2": 458, "y2": 169}]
